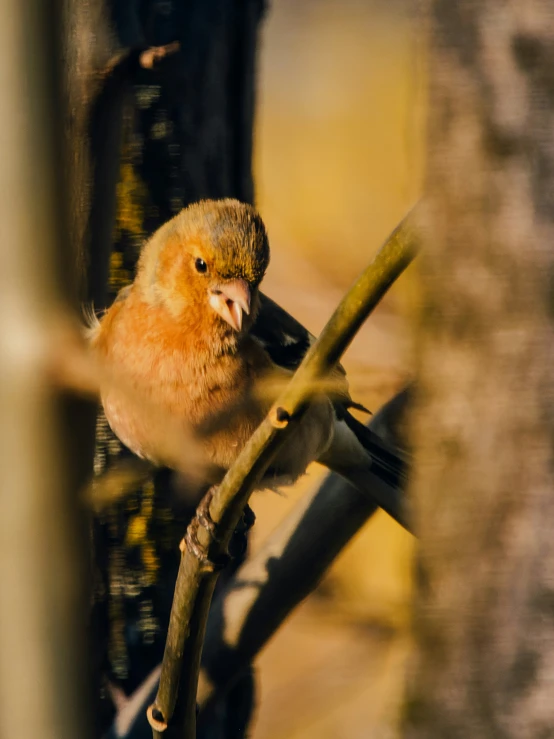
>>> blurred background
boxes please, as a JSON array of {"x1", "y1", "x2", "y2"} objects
[
  {"x1": 8, "y1": 0, "x2": 554, "y2": 736},
  {"x1": 0, "y1": 0, "x2": 423, "y2": 736},
  {"x1": 247, "y1": 1, "x2": 423, "y2": 736}
]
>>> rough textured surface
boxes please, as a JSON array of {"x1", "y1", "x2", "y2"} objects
[
  {"x1": 405, "y1": 2, "x2": 554, "y2": 737},
  {"x1": 65, "y1": 2, "x2": 267, "y2": 736}
]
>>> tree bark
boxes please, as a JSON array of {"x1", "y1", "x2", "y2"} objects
[
  {"x1": 76, "y1": 3, "x2": 267, "y2": 736},
  {"x1": 404, "y1": 2, "x2": 554, "y2": 737},
  {"x1": 62, "y1": 0, "x2": 123, "y2": 304}
]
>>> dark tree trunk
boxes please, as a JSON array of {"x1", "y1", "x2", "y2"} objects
[
  {"x1": 105, "y1": 0, "x2": 264, "y2": 306},
  {"x1": 404, "y1": 2, "x2": 554, "y2": 737},
  {"x1": 62, "y1": 2, "x2": 266, "y2": 736}
]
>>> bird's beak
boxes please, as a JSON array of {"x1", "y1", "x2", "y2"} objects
[{"x1": 208, "y1": 279, "x2": 251, "y2": 331}]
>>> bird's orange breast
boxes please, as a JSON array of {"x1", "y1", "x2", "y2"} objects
[{"x1": 91, "y1": 288, "x2": 273, "y2": 471}]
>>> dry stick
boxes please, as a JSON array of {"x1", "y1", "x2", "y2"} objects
[
  {"x1": 197, "y1": 388, "x2": 410, "y2": 717},
  {"x1": 147, "y1": 216, "x2": 418, "y2": 738},
  {"x1": 101, "y1": 393, "x2": 408, "y2": 738}
]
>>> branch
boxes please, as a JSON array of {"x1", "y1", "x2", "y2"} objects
[
  {"x1": 147, "y1": 215, "x2": 418, "y2": 738},
  {"x1": 103, "y1": 391, "x2": 409, "y2": 738},
  {"x1": 197, "y1": 389, "x2": 410, "y2": 717}
]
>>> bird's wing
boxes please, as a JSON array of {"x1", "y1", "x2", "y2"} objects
[
  {"x1": 253, "y1": 293, "x2": 409, "y2": 523},
  {"x1": 252, "y1": 292, "x2": 369, "y2": 415},
  {"x1": 252, "y1": 292, "x2": 315, "y2": 371}
]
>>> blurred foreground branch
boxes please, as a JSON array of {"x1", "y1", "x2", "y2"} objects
[{"x1": 148, "y1": 216, "x2": 418, "y2": 738}]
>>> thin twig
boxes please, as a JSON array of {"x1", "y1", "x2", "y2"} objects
[
  {"x1": 147, "y1": 215, "x2": 418, "y2": 738},
  {"x1": 197, "y1": 389, "x2": 410, "y2": 716},
  {"x1": 102, "y1": 393, "x2": 409, "y2": 736}
]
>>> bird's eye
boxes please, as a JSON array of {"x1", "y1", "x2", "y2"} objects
[{"x1": 195, "y1": 258, "x2": 207, "y2": 274}]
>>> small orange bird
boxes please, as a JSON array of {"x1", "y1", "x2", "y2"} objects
[{"x1": 90, "y1": 199, "x2": 404, "y2": 519}]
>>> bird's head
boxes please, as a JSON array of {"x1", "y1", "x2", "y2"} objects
[{"x1": 136, "y1": 199, "x2": 270, "y2": 334}]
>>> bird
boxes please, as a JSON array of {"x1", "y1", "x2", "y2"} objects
[{"x1": 89, "y1": 198, "x2": 406, "y2": 525}]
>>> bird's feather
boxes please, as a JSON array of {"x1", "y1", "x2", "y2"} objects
[{"x1": 253, "y1": 293, "x2": 370, "y2": 415}]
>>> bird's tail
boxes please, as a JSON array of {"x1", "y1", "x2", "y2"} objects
[
  {"x1": 318, "y1": 409, "x2": 410, "y2": 531},
  {"x1": 342, "y1": 411, "x2": 408, "y2": 489}
]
